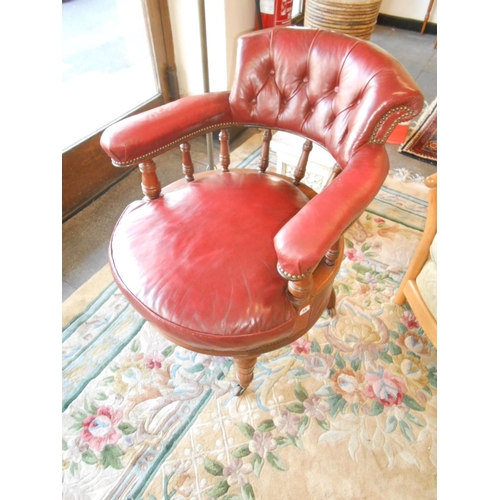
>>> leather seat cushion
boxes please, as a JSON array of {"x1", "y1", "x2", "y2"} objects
[{"x1": 109, "y1": 171, "x2": 310, "y2": 352}]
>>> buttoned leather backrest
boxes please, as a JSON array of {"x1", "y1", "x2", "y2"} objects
[{"x1": 229, "y1": 27, "x2": 423, "y2": 167}]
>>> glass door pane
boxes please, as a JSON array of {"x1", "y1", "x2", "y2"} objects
[
  {"x1": 292, "y1": 0, "x2": 304, "y2": 18},
  {"x1": 62, "y1": 0, "x2": 159, "y2": 151}
]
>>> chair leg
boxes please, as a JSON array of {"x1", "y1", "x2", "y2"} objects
[
  {"x1": 327, "y1": 287, "x2": 337, "y2": 317},
  {"x1": 233, "y1": 356, "x2": 258, "y2": 395},
  {"x1": 324, "y1": 240, "x2": 342, "y2": 318}
]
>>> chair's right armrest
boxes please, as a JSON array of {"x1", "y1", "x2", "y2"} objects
[
  {"x1": 100, "y1": 92, "x2": 234, "y2": 167},
  {"x1": 274, "y1": 144, "x2": 390, "y2": 279}
]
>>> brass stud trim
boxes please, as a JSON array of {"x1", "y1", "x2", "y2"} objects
[
  {"x1": 111, "y1": 121, "x2": 243, "y2": 167},
  {"x1": 368, "y1": 106, "x2": 414, "y2": 145},
  {"x1": 277, "y1": 263, "x2": 309, "y2": 281}
]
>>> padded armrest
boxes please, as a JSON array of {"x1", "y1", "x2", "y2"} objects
[
  {"x1": 274, "y1": 144, "x2": 389, "y2": 277},
  {"x1": 100, "y1": 92, "x2": 234, "y2": 167}
]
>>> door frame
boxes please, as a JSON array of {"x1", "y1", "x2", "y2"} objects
[{"x1": 62, "y1": 0, "x2": 177, "y2": 222}]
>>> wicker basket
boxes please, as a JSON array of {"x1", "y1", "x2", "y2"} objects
[{"x1": 304, "y1": 0, "x2": 382, "y2": 40}]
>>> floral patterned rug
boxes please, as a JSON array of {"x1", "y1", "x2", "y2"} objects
[{"x1": 62, "y1": 154, "x2": 436, "y2": 500}]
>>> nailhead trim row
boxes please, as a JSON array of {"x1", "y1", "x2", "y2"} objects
[
  {"x1": 111, "y1": 105, "x2": 414, "y2": 167},
  {"x1": 111, "y1": 122, "x2": 243, "y2": 167},
  {"x1": 369, "y1": 106, "x2": 414, "y2": 144},
  {"x1": 277, "y1": 263, "x2": 309, "y2": 280}
]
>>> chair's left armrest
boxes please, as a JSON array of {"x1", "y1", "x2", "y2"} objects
[
  {"x1": 394, "y1": 173, "x2": 437, "y2": 305},
  {"x1": 100, "y1": 92, "x2": 234, "y2": 167},
  {"x1": 274, "y1": 145, "x2": 389, "y2": 278}
]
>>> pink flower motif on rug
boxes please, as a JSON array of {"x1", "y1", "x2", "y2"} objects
[
  {"x1": 345, "y1": 248, "x2": 365, "y2": 262},
  {"x1": 144, "y1": 351, "x2": 165, "y2": 369},
  {"x1": 303, "y1": 352, "x2": 334, "y2": 380},
  {"x1": 400, "y1": 311, "x2": 420, "y2": 330},
  {"x1": 248, "y1": 431, "x2": 277, "y2": 459},
  {"x1": 364, "y1": 369, "x2": 407, "y2": 407},
  {"x1": 303, "y1": 394, "x2": 330, "y2": 420},
  {"x1": 275, "y1": 409, "x2": 301, "y2": 436},
  {"x1": 81, "y1": 407, "x2": 123, "y2": 451},
  {"x1": 291, "y1": 337, "x2": 312, "y2": 355},
  {"x1": 223, "y1": 458, "x2": 253, "y2": 487}
]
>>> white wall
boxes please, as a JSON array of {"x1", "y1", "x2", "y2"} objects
[
  {"x1": 223, "y1": 0, "x2": 256, "y2": 90},
  {"x1": 380, "y1": 0, "x2": 437, "y2": 24},
  {"x1": 168, "y1": 0, "x2": 204, "y2": 96},
  {"x1": 169, "y1": 0, "x2": 256, "y2": 97}
]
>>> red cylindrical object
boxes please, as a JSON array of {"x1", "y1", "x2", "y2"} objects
[{"x1": 256, "y1": 0, "x2": 293, "y2": 30}]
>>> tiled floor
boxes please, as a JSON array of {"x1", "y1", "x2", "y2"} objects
[{"x1": 62, "y1": 24, "x2": 437, "y2": 302}]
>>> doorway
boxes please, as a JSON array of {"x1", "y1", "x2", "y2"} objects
[{"x1": 62, "y1": 0, "x2": 176, "y2": 220}]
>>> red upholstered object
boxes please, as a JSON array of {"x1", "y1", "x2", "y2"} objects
[
  {"x1": 109, "y1": 171, "x2": 310, "y2": 352},
  {"x1": 101, "y1": 28, "x2": 423, "y2": 280},
  {"x1": 100, "y1": 27, "x2": 424, "y2": 390},
  {"x1": 102, "y1": 28, "x2": 422, "y2": 168},
  {"x1": 229, "y1": 28, "x2": 422, "y2": 165}
]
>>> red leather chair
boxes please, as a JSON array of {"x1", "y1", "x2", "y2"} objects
[{"x1": 100, "y1": 27, "x2": 423, "y2": 395}]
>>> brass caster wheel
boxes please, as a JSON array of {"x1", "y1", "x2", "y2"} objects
[{"x1": 235, "y1": 384, "x2": 246, "y2": 396}]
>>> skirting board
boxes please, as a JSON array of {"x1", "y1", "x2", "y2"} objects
[{"x1": 377, "y1": 14, "x2": 437, "y2": 35}]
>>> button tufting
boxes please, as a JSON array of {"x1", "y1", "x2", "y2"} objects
[
  {"x1": 303, "y1": 77, "x2": 309, "y2": 83},
  {"x1": 334, "y1": 86, "x2": 339, "y2": 93},
  {"x1": 251, "y1": 99, "x2": 257, "y2": 105},
  {"x1": 270, "y1": 69, "x2": 275, "y2": 76}
]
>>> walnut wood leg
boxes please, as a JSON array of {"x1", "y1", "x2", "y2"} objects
[
  {"x1": 325, "y1": 240, "x2": 341, "y2": 317},
  {"x1": 293, "y1": 139, "x2": 313, "y2": 185},
  {"x1": 327, "y1": 287, "x2": 337, "y2": 317},
  {"x1": 233, "y1": 356, "x2": 258, "y2": 395}
]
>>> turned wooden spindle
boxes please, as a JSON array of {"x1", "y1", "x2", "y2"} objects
[
  {"x1": 139, "y1": 159, "x2": 162, "y2": 201},
  {"x1": 234, "y1": 356, "x2": 258, "y2": 395},
  {"x1": 324, "y1": 162, "x2": 342, "y2": 188},
  {"x1": 258, "y1": 128, "x2": 272, "y2": 173},
  {"x1": 180, "y1": 142, "x2": 195, "y2": 182},
  {"x1": 325, "y1": 240, "x2": 341, "y2": 266},
  {"x1": 287, "y1": 274, "x2": 313, "y2": 308},
  {"x1": 293, "y1": 139, "x2": 313, "y2": 185},
  {"x1": 219, "y1": 128, "x2": 230, "y2": 172}
]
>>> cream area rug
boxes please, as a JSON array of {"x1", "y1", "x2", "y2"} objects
[{"x1": 62, "y1": 138, "x2": 436, "y2": 500}]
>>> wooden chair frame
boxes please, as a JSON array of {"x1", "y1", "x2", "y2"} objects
[
  {"x1": 115, "y1": 127, "x2": 345, "y2": 394},
  {"x1": 395, "y1": 173, "x2": 437, "y2": 347}
]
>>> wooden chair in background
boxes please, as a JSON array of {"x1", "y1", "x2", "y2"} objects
[
  {"x1": 420, "y1": 0, "x2": 435, "y2": 35},
  {"x1": 395, "y1": 173, "x2": 437, "y2": 348}
]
